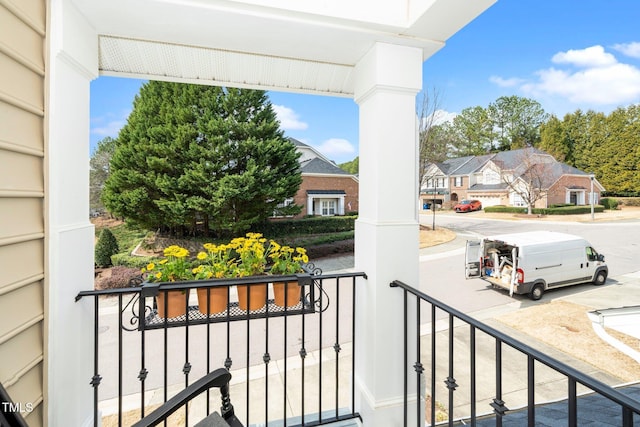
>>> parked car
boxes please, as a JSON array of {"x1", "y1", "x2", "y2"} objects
[{"x1": 454, "y1": 199, "x2": 482, "y2": 212}]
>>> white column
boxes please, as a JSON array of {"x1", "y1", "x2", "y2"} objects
[
  {"x1": 46, "y1": 1, "x2": 98, "y2": 425},
  {"x1": 338, "y1": 195, "x2": 345, "y2": 215},
  {"x1": 354, "y1": 42, "x2": 422, "y2": 426},
  {"x1": 307, "y1": 195, "x2": 314, "y2": 215}
]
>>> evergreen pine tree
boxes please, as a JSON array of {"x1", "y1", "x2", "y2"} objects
[{"x1": 102, "y1": 82, "x2": 301, "y2": 236}]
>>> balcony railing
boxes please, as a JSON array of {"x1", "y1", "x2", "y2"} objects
[
  {"x1": 390, "y1": 280, "x2": 640, "y2": 427},
  {"x1": 76, "y1": 268, "x2": 366, "y2": 427}
]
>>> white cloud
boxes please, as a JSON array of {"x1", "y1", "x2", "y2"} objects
[
  {"x1": 91, "y1": 119, "x2": 126, "y2": 137},
  {"x1": 492, "y1": 45, "x2": 640, "y2": 108},
  {"x1": 90, "y1": 109, "x2": 130, "y2": 138},
  {"x1": 489, "y1": 76, "x2": 525, "y2": 88},
  {"x1": 551, "y1": 45, "x2": 617, "y2": 68},
  {"x1": 432, "y1": 109, "x2": 457, "y2": 125},
  {"x1": 612, "y1": 42, "x2": 640, "y2": 59},
  {"x1": 273, "y1": 105, "x2": 308, "y2": 130},
  {"x1": 523, "y1": 63, "x2": 640, "y2": 105},
  {"x1": 315, "y1": 138, "x2": 355, "y2": 158}
]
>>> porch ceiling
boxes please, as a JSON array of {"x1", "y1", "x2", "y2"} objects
[{"x1": 72, "y1": 0, "x2": 496, "y2": 95}]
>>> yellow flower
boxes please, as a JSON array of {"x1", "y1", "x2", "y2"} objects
[
  {"x1": 175, "y1": 248, "x2": 189, "y2": 258},
  {"x1": 197, "y1": 251, "x2": 207, "y2": 260},
  {"x1": 146, "y1": 262, "x2": 155, "y2": 271},
  {"x1": 155, "y1": 272, "x2": 162, "y2": 279},
  {"x1": 163, "y1": 245, "x2": 180, "y2": 257},
  {"x1": 159, "y1": 259, "x2": 168, "y2": 265}
]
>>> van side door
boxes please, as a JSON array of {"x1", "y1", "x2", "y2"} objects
[{"x1": 465, "y1": 239, "x2": 483, "y2": 279}]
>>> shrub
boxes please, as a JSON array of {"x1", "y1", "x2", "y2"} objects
[
  {"x1": 484, "y1": 205, "x2": 527, "y2": 214},
  {"x1": 95, "y1": 228, "x2": 119, "y2": 267},
  {"x1": 532, "y1": 205, "x2": 604, "y2": 215},
  {"x1": 95, "y1": 266, "x2": 142, "y2": 290},
  {"x1": 600, "y1": 198, "x2": 619, "y2": 210},
  {"x1": 485, "y1": 205, "x2": 605, "y2": 215},
  {"x1": 260, "y1": 215, "x2": 357, "y2": 237},
  {"x1": 112, "y1": 253, "x2": 159, "y2": 269}
]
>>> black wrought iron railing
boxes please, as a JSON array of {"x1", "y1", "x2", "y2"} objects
[
  {"x1": 390, "y1": 280, "x2": 640, "y2": 427},
  {"x1": 76, "y1": 268, "x2": 365, "y2": 427}
]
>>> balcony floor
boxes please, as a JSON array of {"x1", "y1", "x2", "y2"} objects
[{"x1": 452, "y1": 383, "x2": 640, "y2": 426}]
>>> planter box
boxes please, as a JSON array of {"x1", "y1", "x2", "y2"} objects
[{"x1": 135, "y1": 275, "x2": 314, "y2": 330}]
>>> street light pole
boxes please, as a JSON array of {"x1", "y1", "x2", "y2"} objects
[
  {"x1": 432, "y1": 178, "x2": 437, "y2": 230},
  {"x1": 590, "y1": 174, "x2": 595, "y2": 221}
]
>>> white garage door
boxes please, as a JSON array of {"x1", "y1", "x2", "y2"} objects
[{"x1": 477, "y1": 196, "x2": 502, "y2": 207}]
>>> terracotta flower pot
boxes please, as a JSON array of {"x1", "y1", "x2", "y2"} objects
[
  {"x1": 237, "y1": 283, "x2": 267, "y2": 311},
  {"x1": 156, "y1": 290, "x2": 189, "y2": 318},
  {"x1": 197, "y1": 287, "x2": 228, "y2": 315},
  {"x1": 273, "y1": 281, "x2": 301, "y2": 307}
]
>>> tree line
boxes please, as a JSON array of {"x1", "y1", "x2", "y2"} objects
[{"x1": 418, "y1": 95, "x2": 640, "y2": 196}]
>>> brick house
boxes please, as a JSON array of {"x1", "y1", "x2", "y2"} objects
[
  {"x1": 288, "y1": 138, "x2": 359, "y2": 217},
  {"x1": 421, "y1": 148, "x2": 605, "y2": 210}
]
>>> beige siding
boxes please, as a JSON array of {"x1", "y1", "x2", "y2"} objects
[{"x1": 0, "y1": 0, "x2": 46, "y2": 425}]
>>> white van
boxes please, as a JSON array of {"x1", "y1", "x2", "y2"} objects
[{"x1": 465, "y1": 231, "x2": 608, "y2": 300}]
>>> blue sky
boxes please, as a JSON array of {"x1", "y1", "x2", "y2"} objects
[{"x1": 90, "y1": 0, "x2": 640, "y2": 163}]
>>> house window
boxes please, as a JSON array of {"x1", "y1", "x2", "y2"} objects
[
  {"x1": 426, "y1": 178, "x2": 445, "y2": 188},
  {"x1": 484, "y1": 169, "x2": 500, "y2": 185},
  {"x1": 512, "y1": 193, "x2": 526, "y2": 207},
  {"x1": 321, "y1": 200, "x2": 336, "y2": 216},
  {"x1": 454, "y1": 177, "x2": 462, "y2": 187}
]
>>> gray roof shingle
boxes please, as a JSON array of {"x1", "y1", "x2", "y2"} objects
[{"x1": 300, "y1": 157, "x2": 350, "y2": 175}]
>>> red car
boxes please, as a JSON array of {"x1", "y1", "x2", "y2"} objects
[{"x1": 454, "y1": 199, "x2": 482, "y2": 213}]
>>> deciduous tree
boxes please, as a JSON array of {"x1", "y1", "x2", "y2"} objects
[
  {"x1": 501, "y1": 149, "x2": 555, "y2": 215},
  {"x1": 90, "y1": 136, "x2": 117, "y2": 215}
]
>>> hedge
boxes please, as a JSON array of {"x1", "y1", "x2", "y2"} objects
[
  {"x1": 532, "y1": 205, "x2": 604, "y2": 215},
  {"x1": 258, "y1": 215, "x2": 357, "y2": 237},
  {"x1": 618, "y1": 197, "x2": 640, "y2": 207},
  {"x1": 484, "y1": 206, "x2": 527, "y2": 214},
  {"x1": 484, "y1": 205, "x2": 605, "y2": 215}
]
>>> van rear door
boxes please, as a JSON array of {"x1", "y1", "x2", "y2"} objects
[{"x1": 465, "y1": 239, "x2": 482, "y2": 278}]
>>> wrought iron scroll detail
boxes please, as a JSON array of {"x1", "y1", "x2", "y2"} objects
[
  {"x1": 121, "y1": 276, "x2": 153, "y2": 331},
  {"x1": 302, "y1": 263, "x2": 330, "y2": 313}
]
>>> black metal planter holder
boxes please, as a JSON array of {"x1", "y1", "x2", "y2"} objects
[{"x1": 121, "y1": 265, "x2": 325, "y2": 331}]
